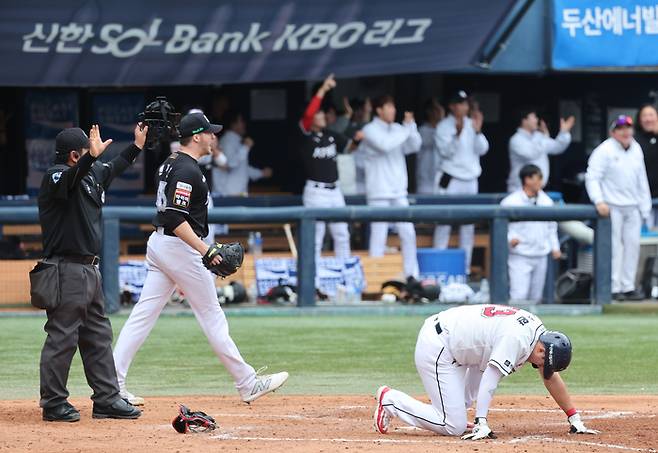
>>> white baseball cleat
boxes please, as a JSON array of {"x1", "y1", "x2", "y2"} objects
[
  {"x1": 373, "y1": 385, "x2": 391, "y2": 434},
  {"x1": 242, "y1": 370, "x2": 289, "y2": 403},
  {"x1": 119, "y1": 389, "x2": 144, "y2": 406}
]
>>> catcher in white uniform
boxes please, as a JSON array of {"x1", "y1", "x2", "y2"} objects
[{"x1": 374, "y1": 304, "x2": 600, "y2": 440}]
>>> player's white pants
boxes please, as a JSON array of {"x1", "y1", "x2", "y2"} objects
[
  {"x1": 382, "y1": 317, "x2": 475, "y2": 436},
  {"x1": 303, "y1": 182, "x2": 350, "y2": 259},
  {"x1": 508, "y1": 253, "x2": 548, "y2": 303},
  {"x1": 610, "y1": 204, "x2": 642, "y2": 293},
  {"x1": 113, "y1": 231, "x2": 256, "y2": 396},
  {"x1": 433, "y1": 175, "x2": 478, "y2": 274},
  {"x1": 368, "y1": 196, "x2": 419, "y2": 278}
]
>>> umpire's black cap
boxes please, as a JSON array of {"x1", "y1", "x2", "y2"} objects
[
  {"x1": 179, "y1": 112, "x2": 222, "y2": 138},
  {"x1": 55, "y1": 128, "x2": 90, "y2": 155}
]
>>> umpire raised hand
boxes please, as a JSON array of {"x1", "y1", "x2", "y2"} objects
[{"x1": 35, "y1": 124, "x2": 146, "y2": 422}]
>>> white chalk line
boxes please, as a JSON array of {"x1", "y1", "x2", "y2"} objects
[
  {"x1": 510, "y1": 436, "x2": 657, "y2": 452},
  {"x1": 488, "y1": 408, "x2": 635, "y2": 415},
  {"x1": 345, "y1": 406, "x2": 642, "y2": 416},
  {"x1": 211, "y1": 433, "x2": 480, "y2": 446},
  {"x1": 212, "y1": 413, "x2": 307, "y2": 420},
  {"x1": 206, "y1": 407, "x2": 655, "y2": 452},
  {"x1": 212, "y1": 432, "x2": 656, "y2": 452},
  {"x1": 209, "y1": 408, "x2": 641, "y2": 422}
]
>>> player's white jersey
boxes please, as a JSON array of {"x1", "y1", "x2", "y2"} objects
[{"x1": 433, "y1": 304, "x2": 546, "y2": 375}]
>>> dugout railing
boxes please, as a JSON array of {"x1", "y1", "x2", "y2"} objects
[{"x1": 0, "y1": 204, "x2": 612, "y2": 312}]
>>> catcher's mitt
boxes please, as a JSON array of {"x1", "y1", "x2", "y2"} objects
[
  {"x1": 172, "y1": 404, "x2": 217, "y2": 434},
  {"x1": 202, "y1": 242, "x2": 244, "y2": 277}
]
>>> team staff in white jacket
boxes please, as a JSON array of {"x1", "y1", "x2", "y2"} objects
[
  {"x1": 356, "y1": 95, "x2": 422, "y2": 278},
  {"x1": 507, "y1": 109, "x2": 574, "y2": 192},
  {"x1": 416, "y1": 99, "x2": 444, "y2": 194},
  {"x1": 434, "y1": 90, "x2": 489, "y2": 274},
  {"x1": 586, "y1": 115, "x2": 652, "y2": 301},
  {"x1": 216, "y1": 111, "x2": 272, "y2": 196},
  {"x1": 502, "y1": 164, "x2": 561, "y2": 303}
]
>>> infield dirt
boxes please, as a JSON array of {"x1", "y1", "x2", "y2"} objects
[{"x1": 2, "y1": 395, "x2": 656, "y2": 452}]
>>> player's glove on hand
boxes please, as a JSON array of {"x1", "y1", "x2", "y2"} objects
[
  {"x1": 461, "y1": 417, "x2": 497, "y2": 440},
  {"x1": 172, "y1": 404, "x2": 217, "y2": 433},
  {"x1": 202, "y1": 242, "x2": 244, "y2": 278},
  {"x1": 568, "y1": 413, "x2": 600, "y2": 434}
]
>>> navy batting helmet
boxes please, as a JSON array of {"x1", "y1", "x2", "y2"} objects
[{"x1": 539, "y1": 330, "x2": 572, "y2": 379}]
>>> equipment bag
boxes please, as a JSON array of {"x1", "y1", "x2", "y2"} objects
[{"x1": 556, "y1": 270, "x2": 592, "y2": 304}]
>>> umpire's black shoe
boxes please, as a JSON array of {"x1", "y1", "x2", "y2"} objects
[
  {"x1": 92, "y1": 398, "x2": 142, "y2": 419},
  {"x1": 612, "y1": 292, "x2": 626, "y2": 301},
  {"x1": 43, "y1": 402, "x2": 80, "y2": 422}
]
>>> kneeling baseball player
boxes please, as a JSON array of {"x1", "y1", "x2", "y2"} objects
[
  {"x1": 374, "y1": 304, "x2": 599, "y2": 439},
  {"x1": 113, "y1": 112, "x2": 288, "y2": 405}
]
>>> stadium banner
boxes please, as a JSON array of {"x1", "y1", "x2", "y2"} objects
[
  {"x1": 119, "y1": 256, "x2": 366, "y2": 302},
  {"x1": 254, "y1": 256, "x2": 366, "y2": 299},
  {"x1": 24, "y1": 90, "x2": 79, "y2": 195},
  {"x1": 90, "y1": 93, "x2": 145, "y2": 195},
  {"x1": 553, "y1": 0, "x2": 658, "y2": 69},
  {"x1": 0, "y1": 0, "x2": 515, "y2": 86}
]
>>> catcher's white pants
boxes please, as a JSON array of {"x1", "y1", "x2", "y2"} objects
[
  {"x1": 303, "y1": 182, "x2": 350, "y2": 259},
  {"x1": 433, "y1": 175, "x2": 478, "y2": 274},
  {"x1": 508, "y1": 253, "x2": 548, "y2": 303},
  {"x1": 610, "y1": 204, "x2": 642, "y2": 293},
  {"x1": 382, "y1": 316, "x2": 480, "y2": 436},
  {"x1": 113, "y1": 231, "x2": 256, "y2": 395},
  {"x1": 368, "y1": 196, "x2": 419, "y2": 278}
]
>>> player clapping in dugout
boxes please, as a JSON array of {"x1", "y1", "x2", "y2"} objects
[
  {"x1": 433, "y1": 90, "x2": 489, "y2": 275},
  {"x1": 356, "y1": 95, "x2": 422, "y2": 279},
  {"x1": 507, "y1": 108, "x2": 574, "y2": 193}
]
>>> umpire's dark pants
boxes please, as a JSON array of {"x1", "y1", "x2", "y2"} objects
[{"x1": 39, "y1": 259, "x2": 120, "y2": 408}]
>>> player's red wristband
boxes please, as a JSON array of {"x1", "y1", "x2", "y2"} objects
[{"x1": 565, "y1": 408, "x2": 577, "y2": 417}]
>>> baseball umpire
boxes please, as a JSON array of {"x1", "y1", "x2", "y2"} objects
[
  {"x1": 35, "y1": 124, "x2": 145, "y2": 421},
  {"x1": 373, "y1": 304, "x2": 600, "y2": 439},
  {"x1": 112, "y1": 112, "x2": 288, "y2": 405}
]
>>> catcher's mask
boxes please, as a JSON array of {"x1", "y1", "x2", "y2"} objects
[
  {"x1": 171, "y1": 404, "x2": 217, "y2": 434},
  {"x1": 136, "y1": 96, "x2": 181, "y2": 150},
  {"x1": 537, "y1": 330, "x2": 572, "y2": 379}
]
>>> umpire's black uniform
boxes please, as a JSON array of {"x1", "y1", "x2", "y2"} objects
[{"x1": 37, "y1": 127, "x2": 141, "y2": 421}]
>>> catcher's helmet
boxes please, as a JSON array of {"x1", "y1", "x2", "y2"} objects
[{"x1": 539, "y1": 330, "x2": 572, "y2": 379}]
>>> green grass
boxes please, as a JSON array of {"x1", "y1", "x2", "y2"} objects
[{"x1": 0, "y1": 314, "x2": 656, "y2": 400}]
